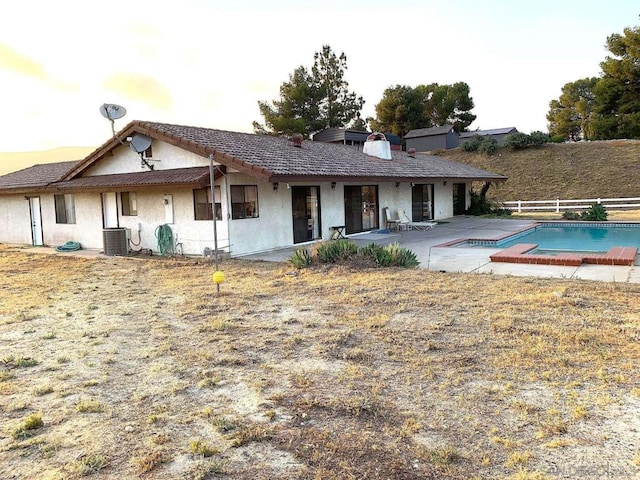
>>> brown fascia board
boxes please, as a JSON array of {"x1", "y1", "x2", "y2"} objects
[
  {"x1": 268, "y1": 175, "x2": 507, "y2": 183},
  {"x1": 52, "y1": 180, "x2": 210, "y2": 192},
  {"x1": 60, "y1": 123, "x2": 140, "y2": 180}
]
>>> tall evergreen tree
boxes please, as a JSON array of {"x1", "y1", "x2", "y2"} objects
[
  {"x1": 370, "y1": 82, "x2": 476, "y2": 138},
  {"x1": 253, "y1": 45, "x2": 364, "y2": 137},
  {"x1": 547, "y1": 78, "x2": 598, "y2": 140},
  {"x1": 590, "y1": 24, "x2": 640, "y2": 139}
]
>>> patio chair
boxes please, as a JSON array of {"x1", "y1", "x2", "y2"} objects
[
  {"x1": 384, "y1": 207, "x2": 401, "y2": 231},
  {"x1": 397, "y1": 209, "x2": 438, "y2": 231}
]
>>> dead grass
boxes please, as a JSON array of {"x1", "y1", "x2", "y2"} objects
[
  {"x1": 438, "y1": 139, "x2": 640, "y2": 202},
  {"x1": 0, "y1": 244, "x2": 638, "y2": 479}
]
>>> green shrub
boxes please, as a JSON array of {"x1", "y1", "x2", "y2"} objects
[
  {"x1": 562, "y1": 210, "x2": 581, "y2": 220},
  {"x1": 504, "y1": 132, "x2": 533, "y2": 150},
  {"x1": 529, "y1": 131, "x2": 550, "y2": 146},
  {"x1": 477, "y1": 137, "x2": 498, "y2": 155},
  {"x1": 581, "y1": 203, "x2": 608, "y2": 221},
  {"x1": 359, "y1": 243, "x2": 393, "y2": 266},
  {"x1": 504, "y1": 131, "x2": 550, "y2": 150},
  {"x1": 461, "y1": 135, "x2": 482, "y2": 152},
  {"x1": 461, "y1": 134, "x2": 497, "y2": 155},
  {"x1": 316, "y1": 240, "x2": 357, "y2": 263},
  {"x1": 289, "y1": 240, "x2": 419, "y2": 269},
  {"x1": 384, "y1": 242, "x2": 420, "y2": 267},
  {"x1": 289, "y1": 248, "x2": 313, "y2": 269},
  {"x1": 549, "y1": 134, "x2": 565, "y2": 143}
]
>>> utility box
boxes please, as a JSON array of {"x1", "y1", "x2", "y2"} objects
[{"x1": 102, "y1": 228, "x2": 128, "y2": 256}]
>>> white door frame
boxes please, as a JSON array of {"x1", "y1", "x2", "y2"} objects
[
  {"x1": 102, "y1": 192, "x2": 119, "y2": 228},
  {"x1": 29, "y1": 196, "x2": 43, "y2": 246}
]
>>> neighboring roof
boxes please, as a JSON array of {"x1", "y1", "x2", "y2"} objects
[
  {"x1": 404, "y1": 125, "x2": 455, "y2": 139},
  {"x1": 0, "y1": 121, "x2": 503, "y2": 192},
  {"x1": 459, "y1": 127, "x2": 517, "y2": 138},
  {"x1": 313, "y1": 128, "x2": 402, "y2": 145},
  {"x1": 0, "y1": 161, "x2": 80, "y2": 193},
  {"x1": 53, "y1": 167, "x2": 211, "y2": 191}
]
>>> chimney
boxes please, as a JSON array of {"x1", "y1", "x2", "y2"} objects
[
  {"x1": 408, "y1": 148, "x2": 416, "y2": 157},
  {"x1": 362, "y1": 132, "x2": 392, "y2": 160},
  {"x1": 291, "y1": 133, "x2": 303, "y2": 148}
]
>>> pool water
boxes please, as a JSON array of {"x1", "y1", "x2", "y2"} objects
[{"x1": 462, "y1": 223, "x2": 640, "y2": 253}]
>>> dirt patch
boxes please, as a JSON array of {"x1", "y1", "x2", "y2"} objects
[{"x1": 0, "y1": 245, "x2": 638, "y2": 479}]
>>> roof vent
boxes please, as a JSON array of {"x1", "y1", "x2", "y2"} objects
[
  {"x1": 291, "y1": 133, "x2": 303, "y2": 148},
  {"x1": 408, "y1": 148, "x2": 416, "y2": 157},
  {"x1": 362, "y1": 132, "x2": 392, "y2": 160}
]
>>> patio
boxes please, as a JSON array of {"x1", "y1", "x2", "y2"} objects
[{"x1": 245, "y1": 216, "x2": 640, "y2": 283}]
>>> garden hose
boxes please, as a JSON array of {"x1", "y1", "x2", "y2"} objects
[
  {"x1": 55, "y1": 241, "x2": 82, "y2": 252},
  {"x1": 155, "y1": 224, "x2": 175, "y2": 256}
]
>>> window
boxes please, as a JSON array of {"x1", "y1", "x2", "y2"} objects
[
  {"x1": 121, "y1": 192, "x2": 138, "y2": 216},
  {"x1": 54, "y1": 194, "x2": 76, "y2": 224},
  {"x1": 194, "y1": 186, "x2": 221, "y2": 221},
  {"x1": 231, "y1": 185, "x2": 258, "y2": 219}
]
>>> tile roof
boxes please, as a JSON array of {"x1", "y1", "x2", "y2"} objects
[
  {"x1": 0, "y1": 161, "x2": 80, "y2": 193},
  {"x1": 64, "y1": 121, "x2": 506, "y2": 184},
  {"x1": 404, "y1": 125, "x2": 455, "y2": 139},
  {"x1": 53, "y1": 167, "x2": 211, "y2": 191}
]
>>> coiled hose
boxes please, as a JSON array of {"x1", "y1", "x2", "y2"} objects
[
  {"x1": 155, "y1": 224, "x2": 175, "y2": 256},
  {"x1": 55, "y1": 241, "x2": 81, "y2": 252}
]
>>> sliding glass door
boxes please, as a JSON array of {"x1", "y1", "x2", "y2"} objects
[{"x1": 344, "y1": 185, "x2": 379, "y2": 234}]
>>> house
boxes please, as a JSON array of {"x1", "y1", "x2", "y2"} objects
[
  {"x1": 313, "y1": 128, "x2": 402, "y2": 150},
  {"x1": 405, "y1": 125, "x2": 519, "y2": 151},
  {"x1": 458, "y1": 127, "x2": 518, "y2": 147},
  {"x1": 0, "y1": 121, "x2": 507, "y2": 257},
  {"x1": 404, "y1": 125, "x2": 459, "y2": 152}
]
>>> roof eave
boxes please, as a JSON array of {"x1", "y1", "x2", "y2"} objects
[{"x1": 62, "y1": 121, "x2": 274, "y2": 182}]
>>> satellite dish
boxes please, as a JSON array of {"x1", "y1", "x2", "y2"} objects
[
  {"x1": 129, "y1": 134, "x2": 152, "y2": 154},
  {"x1": 99, "y1": 103, "x2": 126, "y2": 120}
]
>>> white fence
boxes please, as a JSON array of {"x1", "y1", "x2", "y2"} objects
[{"x1": 503, "y1": 197, "x2": 640, "y2": 213}]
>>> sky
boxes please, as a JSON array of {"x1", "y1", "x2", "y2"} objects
[{"x1": 0, "y1": 0, "x2": 638, "y2": 152}]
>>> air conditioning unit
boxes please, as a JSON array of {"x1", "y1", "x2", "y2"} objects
[{"x1": 102, "y1": 228, "x2": 129, "y2": 256}]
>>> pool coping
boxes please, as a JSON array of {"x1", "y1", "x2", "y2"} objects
[{"x1": 437, "y1": 221, "x2": 639, "y2": 267}]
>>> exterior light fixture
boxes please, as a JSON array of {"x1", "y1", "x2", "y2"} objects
[
  {"x1": 396, "y1": 182, "x2": 400, "y2": 188},
  {"x1": 331, "y1": 182, "x2": 336, "y2": 190},
  {"x1": 443, "y1": 181, "x2": 447, "y2": 186},
  {"x1": 273, "y1": 182, "x2": 279, "y2": 191}
]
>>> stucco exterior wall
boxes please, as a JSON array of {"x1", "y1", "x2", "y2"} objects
[
  {"x1": 85, "y1": 141, "x2": 210, "y2": 176},
  {"x1": 0, "y1": 195, "x2": 33, "y2": 244}
]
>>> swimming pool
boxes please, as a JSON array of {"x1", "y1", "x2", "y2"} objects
[{"x1": 459, "y1": 222, "x2": 640, "y2": 253}]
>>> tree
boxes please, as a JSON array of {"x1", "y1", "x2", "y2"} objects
[
  {"x1": 370, "y1": 82, "x2": 476, "y2": 138},
  {"x1": 546, "y1": 77, "x2": 598, "y2": 141},
  {"x1": 420, "y1": 82, "x2": 476, "y2": 131},
  {"x1": 253, "y1": 66, "x2": 324, "y2": 137},
  {"x1": 253, "y1": 45, "x2": 364, "y2": 137},
  {"x1": 368, "y1": 85, "x2": 425, "y2": 137},
  {"x1": 591, "y1": 23, "x2": 640, "y2": 139},
  {"x1": 312, "y1": 45, "x2": 365, "y2": 130}
]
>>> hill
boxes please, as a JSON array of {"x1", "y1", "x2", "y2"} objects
[
  {"x1": 436, "y1": 139, "x2": 640, "y2": 202},
  {"x1": 0, "y1": 146, "x2": 95, "y2": 176}
]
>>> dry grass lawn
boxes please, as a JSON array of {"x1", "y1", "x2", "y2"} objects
[
  {"x1": 0, "y1": 244, "x2": 639, "y2": 479},
  {"x1": 437, "y1": 139, "x2": 640, "y2": 202}
]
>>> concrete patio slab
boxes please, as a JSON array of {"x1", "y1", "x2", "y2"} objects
[
  {"x1": 571, "y1": 264, "x2": 633, "y2": 283},
  {"x1": 475, "y1": 262, "x2": 579, "y2": 279}
]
